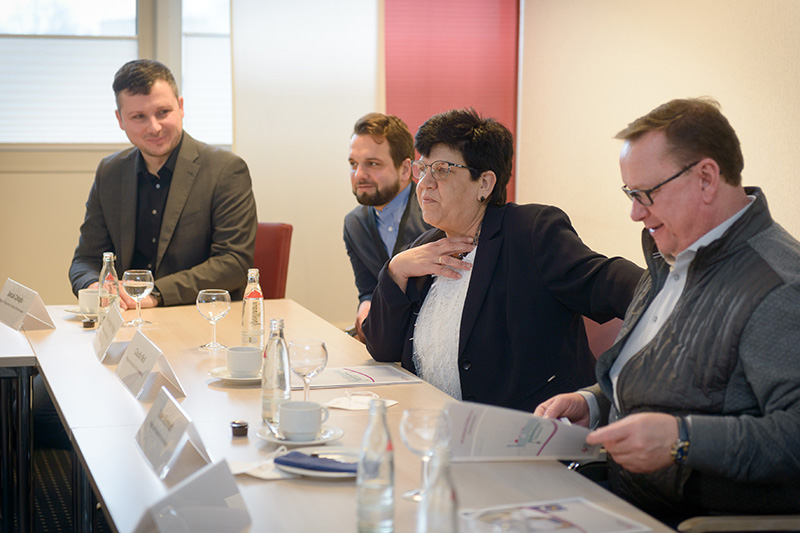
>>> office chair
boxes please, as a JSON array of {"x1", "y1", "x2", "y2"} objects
[{"x1": 253, "y1": 222, "x2": 293, "y2": 299}]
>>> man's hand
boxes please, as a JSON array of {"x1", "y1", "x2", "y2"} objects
[
  {"x1": 534, "y1": 393, "x2": 591, "y2": 427},
  {"x1": 118, "y1": 287, "x2": 157, "y2": 310},
  {"x1": 586, "y1": 412, "x2": 678, "y2": 473},
  {"x1": 354, "y1": 300, "x2": 371, "y2": 343}
]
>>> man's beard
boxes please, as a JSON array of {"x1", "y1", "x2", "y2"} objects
[{"x1": 353, "y1": 180, "x2": 402, "y2": 207}]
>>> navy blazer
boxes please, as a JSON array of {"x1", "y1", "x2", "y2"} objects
[
  {"x1": 343, "y1": 182, "x2": 431, "y2": 304},
  {"x1": 363, "y1": 203, "x2": 643, "y2": 412}
]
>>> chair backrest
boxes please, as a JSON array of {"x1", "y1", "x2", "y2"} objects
[
  {"x1": 583, "y1": 316, "x2": 623, "y2": 359},
  {"x1": 254, "y1": 222, "x2": 293, "y2": 299}
]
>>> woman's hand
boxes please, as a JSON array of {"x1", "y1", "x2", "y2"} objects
[{"x1": 387, "y1": 236, "x2": 475, "y2": 293}]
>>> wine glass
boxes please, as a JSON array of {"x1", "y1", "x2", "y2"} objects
[
  {"x1": 399, "y1": 408, "x2": 451, "y2": 502},
  {"x1": 288, "y1": 340, "x2": 328, "y2": 401},
  {"x1": 196, "y1": 289, "x2": 231, "y2": 350},
  {"x1": 121, "y1": 270, "x2": 154, "y2": 327}
]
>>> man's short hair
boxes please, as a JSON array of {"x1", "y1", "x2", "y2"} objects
[
  {"x1": 615, "y1": 98, "x2": 744, "y2": 186},
  {"x1": 112, "y1": 59, "x2": 180, "y2": 110},
  {"x1": 352, "y1": 113, "x2": 414, "y2": 169},
  {"x1": 414, "y1": 108, "x2": 513, "y2": 206}
]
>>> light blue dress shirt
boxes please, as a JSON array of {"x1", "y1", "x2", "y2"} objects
[{"x1": 373, "y1": 183, "x2": 411, "y2": 255}]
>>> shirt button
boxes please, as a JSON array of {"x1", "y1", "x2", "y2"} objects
[
  {"x1": 151, "y1": 238, "x2": 157, "y2": 244},
  {"x1": 152, "y1": 209, "x2": 157, "y2": 215},
  {"x1": 460, "y1": 360, "x2": 472, "y2": 371},
  {"x1": 673, "y1": 273, "x2": 680, "y2": 281},
  {"x1": 652, "y1": 315, "x2": 658, "y2": 322},
  {"x1": 388, "y1": 226, "x2": 394, "y2": 232},
  {"x1": 147, "y1": 263, "x2": 152, "y2": 269},
  {"x1": 155, "y1": 183, "x2": 161, "y2": 189}
]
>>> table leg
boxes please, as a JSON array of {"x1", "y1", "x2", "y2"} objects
[
  {"x1": 72, "y1": 449, "x2": 93, "y2": 533},
  {"x1": 16, "y1": 367, "x2": 33, "y2": 533},
  {"x1": 1, "y1": 377, "x2": 13, "y2": 533}
]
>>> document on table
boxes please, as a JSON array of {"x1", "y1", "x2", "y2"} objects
[
  {"x1": 446, "y1": 401, "x2": 601, "y2": 462},
  {"x1": 290, "y1": 364, "x2": 422, "y2": 389},
  {"x1": 459, "y1": 497, "x2": 651, "y2": 533}
]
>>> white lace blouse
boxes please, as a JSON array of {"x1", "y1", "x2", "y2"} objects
[{"x1": 411, "y1": 246, "x2": 477, "y2": 400}]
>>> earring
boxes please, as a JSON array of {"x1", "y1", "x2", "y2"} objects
[{"x1": 479, "y1": 196, "x2": 485, "y2": 202}]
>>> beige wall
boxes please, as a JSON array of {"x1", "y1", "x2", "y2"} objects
[
  {"x1": 231, "y1": 0, "x2": 381, "y2": 328},
  {"x1": 3, "y1": 0, "x2": 800, "y2": 327},
  {"x1": 0, "y1": 146, "x2": 122, "y2": 305},
  {"x1": 517, "y1": 0, "x2": 800, "y2": 267}
]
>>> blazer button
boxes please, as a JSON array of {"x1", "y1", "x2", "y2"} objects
[{"x1": 460, "y1": 360, "x2": 472, "y2": 371}]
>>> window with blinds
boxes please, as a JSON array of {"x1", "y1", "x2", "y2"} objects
[{"x1": 0, "y1": 0, "x2": 233, "y2": 146}]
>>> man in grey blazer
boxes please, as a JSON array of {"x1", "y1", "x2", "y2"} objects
[
  {"x1": 344, "y1": 113, "x2": 430, "y2": 342},
  {"x1": 69, "y1": 59, "x2": 257, "y2": 309}
]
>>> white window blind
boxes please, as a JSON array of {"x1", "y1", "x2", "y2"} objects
[{"x1": 0, "y1": 0, "x2": 234, "y2": 146}]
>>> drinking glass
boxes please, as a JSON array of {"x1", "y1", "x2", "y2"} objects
[
  {"x1": 196, "y1": 289, "x2": 231, "y2": 350},
  {"x1": 399, "y1": 408, "x2": 451, "y2": 502},
  {"x1": 288, "y1": 340, "x2": 328, "y2": 401},
  {"x1": 121, "y1": 270, "x2": 154, "y2": 327}
]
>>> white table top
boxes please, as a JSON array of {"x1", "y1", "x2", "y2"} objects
[
  {"x1": 0, "y1": 321, "x2": 35, "y2": 367},
  {"x1": 25, "y1": 301, "x2": 671, "y2": 533}
]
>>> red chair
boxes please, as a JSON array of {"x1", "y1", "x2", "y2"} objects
[
  {"x1": 583, "y1": 316, "x2": 623, "y2": 359},
  {"x1": 254, "y1": 222, "x2": 293, "y2": 299}
]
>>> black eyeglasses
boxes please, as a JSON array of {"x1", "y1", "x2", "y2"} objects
[
  {"x1": 411, "y1": 160, "x2": 480, "y2": 181},
  {"x1": 621, "y1": 160, "x2": 700, "y2": 206}
]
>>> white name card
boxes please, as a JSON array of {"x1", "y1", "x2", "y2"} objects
[
  {"x1": 116, "y1": 331, "x2": 185, "y2": 399},
  {"x1": 135, "y1": 386, "x2": 210, "y2": 481},
  {"x1": 0, "y1": 278, "x2": 54, "y2": 331},
  {"x1": 92, "y1": 304, "x2": 124, "y2": 362},
  {"x1": 134, "y1": 460, "x2": 250, "y2": 533}
]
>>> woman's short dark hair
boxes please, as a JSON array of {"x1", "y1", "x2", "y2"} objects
[
  {"x1": 414, "y1": 108, "x2": 513, "y2": 206},
  {"x1": 112, "y1": 59, "x2": 180, "y2": 110}
]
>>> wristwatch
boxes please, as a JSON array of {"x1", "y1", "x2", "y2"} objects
[
  {"x1": 151, "y1": 286, "x2": 163, "y2": 307},
  {"x1": 670, "y1": 415, "x2": 690, "y2": 465}
]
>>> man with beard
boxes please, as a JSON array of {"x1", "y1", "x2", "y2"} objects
[{"x1": 344, "y1": 113, "x2": 430, "y2": 342}]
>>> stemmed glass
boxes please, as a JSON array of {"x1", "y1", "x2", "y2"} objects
[
  {"x1": 399, "y1": 408, "x2": 451, "y2": 502},
  {"x1": 288, "y1": 340, "x2": 328, "y2": 401},
  {"x1": 121, "y1": 270, "x2": 154, "y2": 327},
  {"x1": 196, "y1": 289, "x2": 231, "y2": 350}
]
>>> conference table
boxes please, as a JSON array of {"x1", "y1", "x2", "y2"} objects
[{"x1": 20, "y1": 300, "x2": 671, "y2": 532}]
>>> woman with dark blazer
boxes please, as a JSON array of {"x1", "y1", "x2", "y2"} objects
[{"x1": 363, "y1": 109, "x2": 643, "y2": 412}]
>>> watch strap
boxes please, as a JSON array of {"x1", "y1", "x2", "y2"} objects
[{"x1": 671, "y1": 415, "x2": 690, "y2": 464}]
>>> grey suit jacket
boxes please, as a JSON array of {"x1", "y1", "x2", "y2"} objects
[
  {"x1": 343, "y1": 182, "x2": 431, "y2": 304},
  {"x1": 69, "y1": 132, "x2": 257, "y2": 305}
]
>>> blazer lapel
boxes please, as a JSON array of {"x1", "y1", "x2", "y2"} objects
[
  {"x1": 157, "y1": 134, "x2": 199, "y2": 273},
  {"x1": 458, "y1": 205, "x2": 505, "y2": 357},
  {"x1": 365, "y1": 206, "x2": 390, "y2": 264},
  {"x1": 118, "y1": 151, "x2": 138, "y2": 271}
]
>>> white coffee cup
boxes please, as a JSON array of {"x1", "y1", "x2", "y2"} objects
[
  {"x1": 278, "y1": 401, "x2": 330, "y2": 441},
  {"x1": 226, "y1": 346, "x2": 262, "y2": 378},
  {"x1": 78, "y1": 288, "x2": 99, "y2": 314}
]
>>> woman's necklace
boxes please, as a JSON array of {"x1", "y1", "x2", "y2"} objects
[{"x1": 451, "y1": 224, "x2": 481, "y2": 260}]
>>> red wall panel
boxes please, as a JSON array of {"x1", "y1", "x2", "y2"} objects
[{"x1": 385, "y1": 0, "x2": 519, "y2": 199}]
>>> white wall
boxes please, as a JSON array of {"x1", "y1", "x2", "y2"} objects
[
  {"x1": 517, "y1": 0, "x2": 800, "y2": 267},
  {"x1": 231, "y1": 0, "x2": 381, "y2": 327}
]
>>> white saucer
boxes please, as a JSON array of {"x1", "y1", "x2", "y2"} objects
[
  {"x1": 65, "y1": 307, "x2": 98, "y2": 319},
  {"x1": 208, "y1": 366, "x2": 261, "y2": 384},
  {"x1": 274, "y1": 446, "x2": 358, "y2": 478},
  {"x1": 256, "y1": 425, "x2": 344, "y2": 447}
]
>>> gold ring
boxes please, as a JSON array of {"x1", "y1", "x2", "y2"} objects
[{"x1": 437, "y1": 256, "x2": 442, "y2": 265}]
